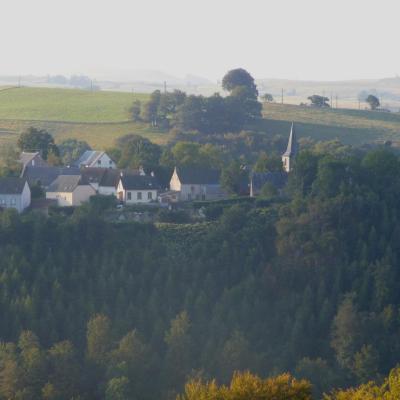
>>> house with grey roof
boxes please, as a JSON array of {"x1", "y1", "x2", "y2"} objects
[
  {"x1": 21, "y1": 166, "x2": 80, "y2": 189},
  {"x1": 169, "y1": 166, "x2": 226, "y2": 201},
  {"x1": 46, "y1": 175, "x2": 96, "y2": 206},
  {"x1": 282, "y1": 122, "x2": 298, "y2": 173},
  {"x1": 19, "y1": 152, "x2": 48, "y2": 169},
  {"x1": 117, "y1": 174, "x2": 161, "y2": 204},
  {"x1": 0, "y1": 177, "x2": 31, "y2": 213},
  {"x1": 80, "y1": 168, "x2": 121, "y2": 196},
  {"x1": 74, "y1": 150, "x2": 116, "y2": 169}
]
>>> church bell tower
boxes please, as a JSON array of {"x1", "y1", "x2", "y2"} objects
[{"x1": 282, "y1": 122, "x2": 298, "y2": 173}]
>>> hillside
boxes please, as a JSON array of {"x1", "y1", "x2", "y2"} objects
[
  {"x1": 262, "y1": 102, "x2": 400, "y2": 145},
  {"x1": 0, "y1": 87, "x2": 171, "y2": 148},
  {"x1": 1, "y1": 86, "x2": 400, "y2": 149}
]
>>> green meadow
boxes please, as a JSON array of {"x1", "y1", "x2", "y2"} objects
[{"x1": 0, "y1": 86, "x2": 399, "y2": 149}]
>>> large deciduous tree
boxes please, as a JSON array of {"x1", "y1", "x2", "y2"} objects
[
  {"x1": 307, "y1": 95, "x2": 330, "y2": 108},
  {"x1": 366, "y1": 94, "x2": 380, "y2": 110},
  {"x1": 222, "y1": 68, "x2": 258, "y2": 98},
  {"x1": 17, "y1": 127, "x2": 59, "y2": 160}
]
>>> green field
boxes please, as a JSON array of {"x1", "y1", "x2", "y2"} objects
[
  {"x1": 262, "y1": 103, "x2": 400, "y2": 145},
  {"x1": 0, "y1": 86, "x2": 148, "y2": 122},
  {"x1": 0, "y1": 87, "x2": 172, "y2": 148},
  {"x1": 0, "y1": 86, "x2": 399, "y2": 149}
]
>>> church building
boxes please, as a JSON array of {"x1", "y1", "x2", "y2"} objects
[{"x1": 282, "y1": 122, "x2": 298, "y2": 172}]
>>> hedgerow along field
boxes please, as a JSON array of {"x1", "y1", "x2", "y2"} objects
[{"x1": 0, "y1": 86, "x2": 400, "y2": 148}]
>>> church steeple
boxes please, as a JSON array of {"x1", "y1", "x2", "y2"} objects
[{"x1": 282, "y1": 122, "x2": 298, "y2": 172}]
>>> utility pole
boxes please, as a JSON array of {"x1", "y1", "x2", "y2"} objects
[
  {"x1": 281, "y1": 88, "x2": 283, "y2": 104},
  {"x1": 330, "y1": 93, "x2": 333, "y2": 108},
  {"x1": 336, "y1": 94, "x2": 338, "y2": 109}
]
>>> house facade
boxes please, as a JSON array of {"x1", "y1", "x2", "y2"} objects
[
  {"x1": 0, "y1": 178, "x2": 31, "y2": 213},
  {"x1": 169, "y1": 167, "x2": 225, "y2": 201},
  {"x1": 74, "y1": 151, "x2": 116, "y2": 169},
  {"x1": 117, "y1": 175, "x2": 160, "y2": 204},
  {"x1": 46, "y1": 175, "x2": 96, "y2": 206}
]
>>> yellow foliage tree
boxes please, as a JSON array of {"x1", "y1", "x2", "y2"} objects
[
  {"x1": 177, "y1": 371, "x2": 312, "y2": 400},
  {"x1": 324, "y1": 367, "x2": 400, "y2": 400}
]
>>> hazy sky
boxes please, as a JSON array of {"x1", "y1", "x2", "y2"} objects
[{"x1": 2, "y1": 0, "x2": 399, "y2": 81}]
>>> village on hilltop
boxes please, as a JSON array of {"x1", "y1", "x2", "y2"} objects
[{"x1": 0, "y1": 125, "x2": 297, "y2": 214}]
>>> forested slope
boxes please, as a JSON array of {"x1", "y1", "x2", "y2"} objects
[{"x1": 1, "y1": 147, "x2": 400, "y2": 398}]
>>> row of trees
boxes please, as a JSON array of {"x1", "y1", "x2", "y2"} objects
[
  {"x1": 307, "y1": 94, "x2": 380, "y2": 109},
  {"x1": 131, "y1": 69, "x2": 262, "y2": 134}
]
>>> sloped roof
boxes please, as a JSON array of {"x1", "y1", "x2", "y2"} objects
[
  {"x1": 0, "y1": 177, "x2": 27, "y2": 194},
  {"x1": 100, "y1": 169, "x2": 121, "y2": 187},
  {"x1": 283, "y1": 122, "x2": 298, "y2": 157},
  {"x1": 80, "y1": 167, "x2": 107, "y2": 184},
  {"x1": 251, "y1": 171, "x2": 288, "y2": 192},
  {"x1": 22, "y1": 166, "x2": 80, "y2": 187},
  {"x1": 175, "y1": 167, "x2": 221, "y2": 185},
  {"x1": 47, "y1": 175, "x2": 82, "y2": 193},
  {"x1": 80, "y1": 168, "x2": 129, "y2": 188},
  {"x1": 74, "y1": 150, "x2": 105, "y2": 167},
  {"x1": 120, "y1": 175, "x2": 161, "y2": 190},
  {"x1": 20, "y1": 152, "x2": 39, "y2": 165}
]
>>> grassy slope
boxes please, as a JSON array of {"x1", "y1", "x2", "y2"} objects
[
  {"x1": 0, "y1": 87, "x2": 171, "y2": 148},
  {"x1": 0, "y1": 87, "x2": 399, "y2": 149},
  {"x1": 262, "y1": 103, "x2": 400, "y2": 145}
]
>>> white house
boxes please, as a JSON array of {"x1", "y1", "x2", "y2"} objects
[
  {"x1": 46, "y1": 175, "x2": 96, "y2": 206},
  {"x1": 169, "y1": 167, "x2": 225, "y2": 201},
  {"x1": 117, "y1": 174, "x2": 160, "y2": 204},
  {"x1": 74, "y1": 151, "x2": 116, "y2": 169},
  {"x1": 0, "y1": 177, "x2": 31, "y2": 213}
]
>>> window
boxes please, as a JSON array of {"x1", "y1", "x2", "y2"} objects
[
  {"x1": 147, "y1": 192, "x2": 153, "y2": 200},
  {"x1": 137, "y1": 192, "x2": 142, "y2": 200},
  {"x1": 97, "y1": 159, "x2": 101, "y2": 165},
  {"x1": 127, "y1": 192, "x2": 132, "y2": 200},
  {"x1": 11, "y1": 198, "x2": 16, "y2": 205},
  {"x1": 187, "y1": 193, "x2": 192, "y2": 200}
]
